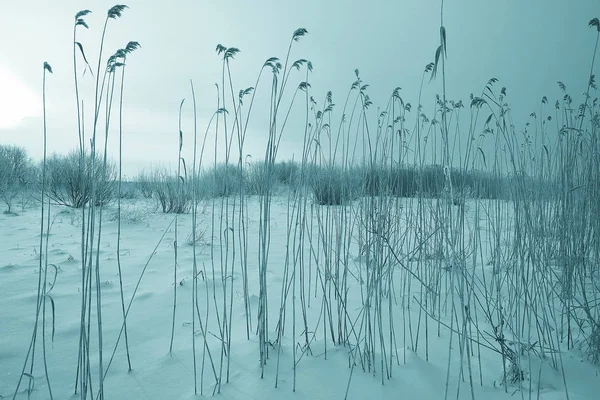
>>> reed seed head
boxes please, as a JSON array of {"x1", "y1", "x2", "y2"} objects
[
  {"x1": 125, "y1": 41, "x2": 141, "y2": 54},
  {"x1": 75, "y1": 18, "x2": 89, "y2": 29},
  {"x1": 216, "y1": 44, "x2": 227, "y2": 55},
  {"x1": 263, "y1": 57, "x2": 279, "y2": 69},
  {"x1": 108, "y1": 5, "x2": 128, "y2": 19},
  {"x1": 224, "y1": 47, "x2": 240, "y2": 60},
  {"x1": 292, "y1": 59, "x2": 308, "y2": 71},
  {"x1": 114, "y1": 49, "x2": 127, "y2": 59},
  {"x1": 298, "y1": 81, "x2": 311, "y2": 92},
  {"x1": 292, "y1": 28, "x2": 308, "y2": 42},
  {"x1": 75, "y1": 9, "x2": 91, "y2": 20}
]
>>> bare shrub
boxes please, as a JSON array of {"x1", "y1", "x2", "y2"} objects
[
  {"x1": 149, "y1": 168, "x2": 191, "y2": 213},
  {"x1": 136, "y1": 170, "x2": 154, "y2": 199},
  {"x1": 0, "y1": 145, "x2": 36, "y2": 213},
  {"x1": 209, "y1": 163, "x2": 243, "y2": 197},
  {"x1": 311, "y1": 166, "x2": 360, "y2": 205},
  {"x1": 245, "y1": 162, "x2": 275, "y2": 196},
  {"x1": 117, "y1": 181, "x2": 139, "y2": 199},
  {"x1": 46, "y1": 150, "x2": 116, "y2": 208}
]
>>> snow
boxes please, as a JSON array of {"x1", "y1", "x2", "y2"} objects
[{"x1": 1, "y1": 197, "x2": 599, "y2": 399}]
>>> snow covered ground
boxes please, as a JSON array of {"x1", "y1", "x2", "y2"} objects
[{"x1": 1, "y1": 196, "x2": 599, "y2": 399}]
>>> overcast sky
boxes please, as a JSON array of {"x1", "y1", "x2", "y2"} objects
[{"x1": 0, "y1": 0, "x2": 598, "y2": 177}]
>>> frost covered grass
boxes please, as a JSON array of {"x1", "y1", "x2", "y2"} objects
[{"x1": 2, "y1": 3, "x2": 600, "y2": 400}]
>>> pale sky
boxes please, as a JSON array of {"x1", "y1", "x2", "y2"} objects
[{"x1": 0, "y1": 0, "x2": 598, "y2": 177}]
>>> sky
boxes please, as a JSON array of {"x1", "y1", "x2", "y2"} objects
[{"x1": 0, "y1": 0, "x2": 598, "y2": 177}]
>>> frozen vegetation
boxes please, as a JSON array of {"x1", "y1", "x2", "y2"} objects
[{"x1": 1, "y1": 3, "x2": 600, "y2": 400}]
